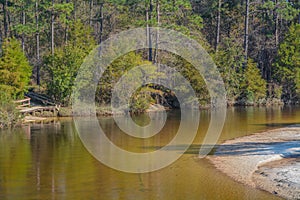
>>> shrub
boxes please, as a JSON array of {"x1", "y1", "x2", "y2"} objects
[{"x1": 0, "y1": 96, "x2": 22, "y2": 128}]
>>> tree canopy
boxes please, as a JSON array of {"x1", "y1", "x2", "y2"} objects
[{"x1": 0, "y1": 0, "x2": 299, "y2": 106}]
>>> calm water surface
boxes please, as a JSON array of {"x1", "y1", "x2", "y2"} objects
[{"x1": 1, "y1": 106, "x2": 299, "y2": 200}]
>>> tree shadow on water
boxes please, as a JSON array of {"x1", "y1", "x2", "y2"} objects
[
  {"x1": 141, "y1": 141, "x2": 300, "y2": 158},
  {"x1": 251, "y1": 122, "x2": 300, "y2": 128}
]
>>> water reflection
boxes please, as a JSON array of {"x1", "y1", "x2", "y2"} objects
[{"x1": 0, "y1": 107, "x2": 299, "y2": 199}]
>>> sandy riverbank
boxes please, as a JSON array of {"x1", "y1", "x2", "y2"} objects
[{"x1": 207, "y1": 126, "x2": 300, "y2": 200}]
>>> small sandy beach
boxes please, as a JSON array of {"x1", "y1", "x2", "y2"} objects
[{"x1": 207, "y1": 126, "x2": 300, "y2": 200}]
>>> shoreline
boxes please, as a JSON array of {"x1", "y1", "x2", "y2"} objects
[
  {"x1": 24, "y1": 103, "x2": 289, "y2": 118},
  {"x1": 207, "y1": 126, "x2": 300, "y2": 200}
]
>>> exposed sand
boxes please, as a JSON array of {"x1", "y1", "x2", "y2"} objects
[{"x1": 207, "y1": 126, "x2": 300, "y2": 200}]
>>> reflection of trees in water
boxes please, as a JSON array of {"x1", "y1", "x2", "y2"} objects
[
  {"x1": 28, "y1": 121, "x2": 85, "y2": 199},
  {"x1": 0, "y1": 120, "x2": 97, "y2": 199},
  {"x1": 0, "y1": 128, "x2": 32, "y2": 198}
]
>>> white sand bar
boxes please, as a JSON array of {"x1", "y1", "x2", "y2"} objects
[{"x1": 207, "y1": 126, "x2": 300, "y2": 200}]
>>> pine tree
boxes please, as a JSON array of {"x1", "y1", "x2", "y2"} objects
[
  {"x1": 214, "y1": 37, "x2": 244, "y2": 104},
  {"x1": 273, "y1": 24, "x2": 300, "y2": 102},
  {"x1": 243, "y1": 59, "x2": 267, "y2": 103},
  {"x1": 44, "y1": 20, "x2": 95, "y2": 106},
  {"x1": 0, "y1": 38, "x2": 32, "y2": 99}
]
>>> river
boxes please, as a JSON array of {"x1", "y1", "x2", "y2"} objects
[{"x1": 0, "y1": 106, "x2": 299, "y2": 200}]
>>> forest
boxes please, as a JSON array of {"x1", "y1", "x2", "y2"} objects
[{"x1": 0, "y1": 0, "x2": 299, "y2": 113}]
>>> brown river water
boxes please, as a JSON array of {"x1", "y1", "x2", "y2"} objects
[{"x1": 0, "y1": 106, "x2": 299, "y2": 200}]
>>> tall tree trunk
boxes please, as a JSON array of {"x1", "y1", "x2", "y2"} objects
[
  {"x1": 3, "y1": 0, "x2": 8, "y2": 37},
  {"x1": 73, "y1": 0, "x2": 77, "y2": 21},
  {"x1": 89, "y1": 0, "x2": 93, "y2": 27},
  {"x1": 0, "y1": 3, "x2": 2, "y2": 51},
  {"x1": 148, "y1": 0, "x2": 153, "y2": 62},
  {"x1": 99, "y1": 3, "x2": 103, "y2": 44},
  {"x1": 153, "y1": 0, "x2": 160, "y2": 64},
  {"x1": 215, "y1": 0, "x2": 222, "y2": 52},
  {"x1": 36, "y1": 0, "x2": 40, "y2": 85},
  {"x1": 274, "y1": 0, "x2": 279, "y2": 47},
  {"x1": 65, "y1": 0, "x2": 70, "y2": 44},
  {"x1": 146, "y1": 3, "x2": 149, "y2": 55},
  {"x1": 51, "y1": 0, "x2": 55, "y2": 55},
  {"x1": 21, "y1": 3, "x2": 26, "y2": 52},
  {"x1": 243, "y1": 0, "x2": 250, "y2": 69},
  {"x1": 0, "y1": 26, "x2": 2, "y2": 56}
]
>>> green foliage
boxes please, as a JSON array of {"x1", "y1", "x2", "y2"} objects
[
  {"x1": 170, "y1": 56, "x2": 209, "y2": 106},
  {"x1": 96, "y1": 52, "x2": 151, "y2": 104},
  {"x1": 261, "y1": 0, "x2": 299, "y2": 21},
  {"x1": 243, "y1": 59, "x2": 267, "y2": 102},
  {"x1": 53, "y1": 2, "x2": 74, "y2": 27},
  {"x1": 215, "y1": 41, "x2": 267, "y2": 104},
  {"x1": 130, "y1": 87, "x2": 156, "y2": 114},
  {"x1": 0, "y1": 95, "x2": 21, "y2": 128},
  {"x1": 96, "y1": 52, "x2": 168, "y2": 112},
  {"x1": 0, "y1": 38, "x2": 32, "y2": 99},
  {"x1": 9, "y1": 0, "x2": 36, "y2": 36},
  {"x1": 1, "y1": 0, "x2": 299, "y2": 107},
  {"x1": 44, "y1": 21, "x2": 95, "y2": 106},
  {"x1": 214, "y1": 38, "x2": 244, "y2": 103},
  {"x1": 273, "y1": 24, "x2": 300, "y2": 101}
]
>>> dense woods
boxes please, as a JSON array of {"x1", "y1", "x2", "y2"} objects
[{"x1": 0, "y1": 0, "x2": 299, "y2": 110}]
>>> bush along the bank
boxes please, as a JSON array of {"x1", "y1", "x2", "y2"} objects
[{"x1": 0, "y1": 96, "x2": 22, "y2": 128}]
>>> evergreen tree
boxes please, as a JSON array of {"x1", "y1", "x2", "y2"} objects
[
  {"x1": 243, "y1": 59, "x2": 267, "y2": 103},
  {"x1": 214, "y1": 37, "x2": 244, "y2": 104},
  {"x1": 44, "y1": 20, "x2": 95, "y2": 106},
  {"x1": 0, "y1": 0, "x2": 298, "y2": 105},
  {"x1": 0, "y1": 38, "x2": 32, "y2": 99},
  {"x1": 273, "y1": 24, "x2": 300, "y2": 102}
]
